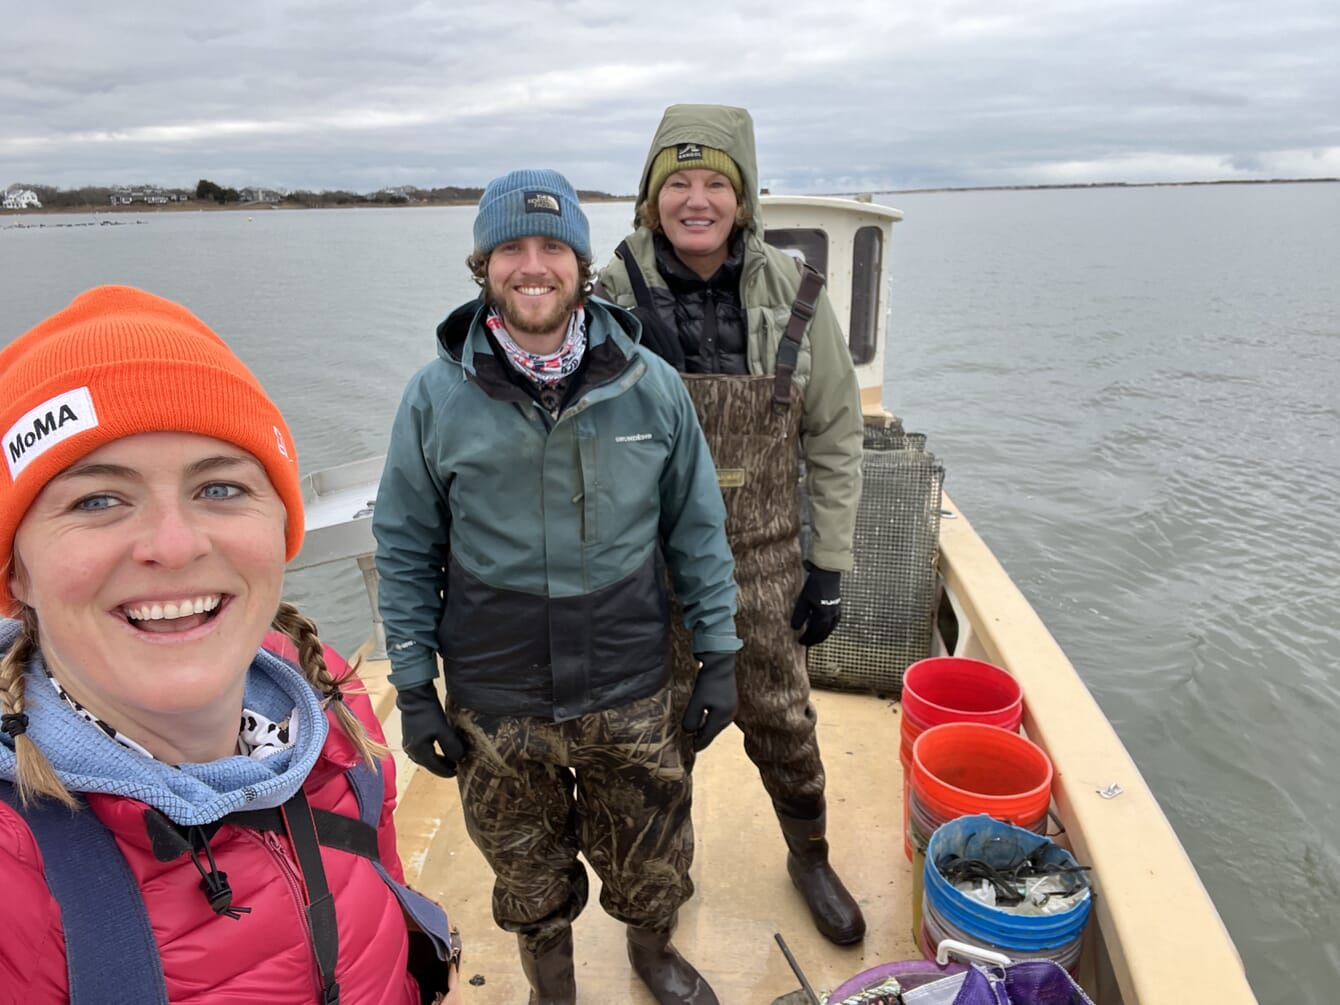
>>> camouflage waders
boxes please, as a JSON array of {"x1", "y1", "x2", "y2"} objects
[
  {"x1": 446, "y1": 685, "x2": 694, "y2": 955},
  {"x1": 673, "y1": 372, "x2": 825, "y2": 806}
]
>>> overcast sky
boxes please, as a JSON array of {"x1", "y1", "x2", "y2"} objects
[{"x1": 3, "y1": 0, "x2": 1337, "y2": 196}]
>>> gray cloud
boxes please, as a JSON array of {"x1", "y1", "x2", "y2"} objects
[{"x1": 3, "y1": 0, "x2": 1337, "y2": 195}]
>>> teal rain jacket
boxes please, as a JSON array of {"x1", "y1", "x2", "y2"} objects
[{"x1": 373, "y1": 297, "x2": 739, "y2": 721}]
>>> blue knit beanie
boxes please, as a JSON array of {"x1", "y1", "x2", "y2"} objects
[{"x1": 473, "y1": 169, "x2": 591, "y2": 259}]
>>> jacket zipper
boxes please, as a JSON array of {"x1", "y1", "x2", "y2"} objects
[{"x1": 255, "y1": 829, "x2": 327, "y2": 1000}]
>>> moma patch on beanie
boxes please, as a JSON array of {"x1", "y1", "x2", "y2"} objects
[
  {"x1": 0, "y1": 285, "x2": 305, "y2": 606},
  {"x1": 472, "y1": 168, "x2": 591, "y2": 258},
  {"x1": 645, "y1": 144, "x2": 744, "y2": 205}
]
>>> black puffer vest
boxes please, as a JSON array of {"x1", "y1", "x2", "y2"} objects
[{"x1": 630, "y1": 233, "x2": 750, "y2": 375}]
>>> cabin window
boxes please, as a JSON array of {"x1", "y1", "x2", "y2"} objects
[
  {"x1": 849, "y1": 226, "x2": 883, "y2": 365},
  {"x1": 763, "y1": 228, "x2": 829, "y2": 278}
]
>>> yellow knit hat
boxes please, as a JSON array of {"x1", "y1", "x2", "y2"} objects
[
  {"x1": 645, "y1": 143, "x2": 744, "y2": 205},
  {"x1": 0, "y1": 285, "x2": 304, "y2": 612}
]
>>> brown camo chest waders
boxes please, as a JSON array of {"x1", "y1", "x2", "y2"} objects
[{"x1": 673, "y1": 350, "x2": 826, "y2": 804}]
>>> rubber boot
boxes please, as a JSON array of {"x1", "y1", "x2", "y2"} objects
[
  {"x1": 626, "y1": 926, "x2": 719, "y2": 1005},
  {"x1": 776, "y1": 801, "x2": 867, "y2": 944},
  {"x1": 518, "y1": 929, "x2": 576, "y2": 1005}
]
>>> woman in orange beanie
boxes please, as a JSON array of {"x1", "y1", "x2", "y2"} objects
[{"x1": 0, "y1": 286, "x2": 461, "y2": 1004}]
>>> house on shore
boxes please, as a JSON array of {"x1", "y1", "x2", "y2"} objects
[
  {"x1": 110, "y1": 186, "x2": 190, "y2": 206},
  {"x1": 2, "y1": 188, "x2": 42, "y2": 209}
]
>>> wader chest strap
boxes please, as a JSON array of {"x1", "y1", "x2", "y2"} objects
[
  {"x1": 613, "y1": 240, "x2": 687, "y2": 370},
  {"x1": 773, "y1": 263, "x2": 825, "y2": 413},
  {"x1": 616, "y1": 240, "x2": 655, "y2": 311}
]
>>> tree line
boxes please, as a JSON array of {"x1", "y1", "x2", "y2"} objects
[{"x1": 9, "y1": 180, "x2": 619, "y2": 210}]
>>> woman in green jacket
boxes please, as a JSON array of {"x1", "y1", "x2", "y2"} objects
[{"x1": 598, "y1": 104, "x2": 867, "y2": 945}]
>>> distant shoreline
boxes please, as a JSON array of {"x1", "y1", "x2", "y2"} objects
[
  {"x1": 879, "y1": 177, "x2": 1339, "y2": 195},
  {"x1": 1, "y1": 194, "x2": 635, "y2": 216},
  {"x1": 4, "y1": 177, "x2": 1335, "y2": 216}
]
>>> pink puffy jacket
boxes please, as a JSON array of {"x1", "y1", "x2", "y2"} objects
[{"x1": 0, "y1": 638, "x2": 427, "y2": 1004}]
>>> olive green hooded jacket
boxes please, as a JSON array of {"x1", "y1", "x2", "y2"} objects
[{"x1": 599, "y1": 103, "x2": 864, "y2": 572}]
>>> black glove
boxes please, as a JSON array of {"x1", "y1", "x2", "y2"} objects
[
  {"x1": 790, "y1": 562, "x2": 842, "y2": 646},
  {"x1": 395, "y1": 682, "x2": 467, "y2": 778},
  {"x1": 682, "y1": 652, "x2": 738, "y2": 752}
]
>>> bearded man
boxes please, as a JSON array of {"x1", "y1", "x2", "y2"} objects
[{"x1": 373, "y1": 169, "x2": 740, "y2": 1005}]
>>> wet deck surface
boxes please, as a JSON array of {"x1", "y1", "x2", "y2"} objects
[{"x1": 360, "y1": 659, "x2": 918, "y2": 1004}]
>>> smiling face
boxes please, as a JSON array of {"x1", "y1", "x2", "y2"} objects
[
  {"x1": 9, "y1": 431, "x2": 287, "y2": 760},
  {"x1": 656, "y1": 168, "x2": 740, "y2": 279},
  {"x1": 485, "y1": 235, "x2": 583, "y2": 353}
]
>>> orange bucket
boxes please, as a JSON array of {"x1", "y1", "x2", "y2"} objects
[{"x1": 910, "y1": 722, "x2": 1052, "y2": 825}]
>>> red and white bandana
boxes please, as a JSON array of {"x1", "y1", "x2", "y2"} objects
[{"x1": 486, "y1": 306, "x2": 587, "y2": 385}]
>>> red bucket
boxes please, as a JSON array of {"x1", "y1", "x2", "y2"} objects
[
  {"x1": 900, "y1": 658, "x2": 1023, "y2": 858},
  {"x1": 902, "y1": 657, "x2": 1024, "y2": 734}
]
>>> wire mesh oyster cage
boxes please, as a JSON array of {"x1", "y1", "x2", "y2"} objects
[{"x1": 806, "y1": 418, "x2": 944, "y2": 697}]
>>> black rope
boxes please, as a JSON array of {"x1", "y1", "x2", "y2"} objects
[{"x1": 936, "y1": 846, "x2": 1091, "y2": 907}]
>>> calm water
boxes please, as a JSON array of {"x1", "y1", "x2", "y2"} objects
[{"x1": 4, "y1": 184, "x2": 1338, "y2": 1003}]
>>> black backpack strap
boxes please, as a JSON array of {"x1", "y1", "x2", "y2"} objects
[
  {"x1": 281, "y1": 786, "x2": 342, "y2": 1004},
  {"x1": 614, "y1": 240, "x2": 687, "y2": 370},
  {"x1": 772, "y1": 262, "x2": 825, "y2": 414},
  {"x1": 0, "y1": 780, "x2": 170, "y2": 1005},
  {"x1": 223, "y1": 804, "x2": 380, "y2": 861}
]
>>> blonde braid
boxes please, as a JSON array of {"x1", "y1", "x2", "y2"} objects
[
  {"x1": 270, "y1": 602, "x2": 386, "y2": 769},
  {"x1": 0, "y1": 609, "x2": 78, "y2": 808}
]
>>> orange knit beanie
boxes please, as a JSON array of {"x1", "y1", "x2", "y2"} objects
[{"x1": 0, "y1": 285, "x2": 304, "y2": 612}]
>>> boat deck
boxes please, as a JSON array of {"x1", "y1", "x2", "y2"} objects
[
  {"x1": 358, "y1": 660, "x2": 919, "y2": 1003},
  {"x1": 318, "y1": 494, "x2": 1262, "y2": 1004}
]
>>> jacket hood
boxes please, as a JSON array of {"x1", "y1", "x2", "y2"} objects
[
  {"x1": 0, "y1": 618, "x2": 329, "y2": 826},
  {"x1": 634, "y1": 104, "x2": 762, "y2": 236},
  {"x1": 435, "y1": 297, "x2": 482, "y2": 360}
]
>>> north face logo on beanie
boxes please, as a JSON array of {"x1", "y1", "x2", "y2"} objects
[{"x1": 524, "y1": 191, "x2": 561, "y2": 215}]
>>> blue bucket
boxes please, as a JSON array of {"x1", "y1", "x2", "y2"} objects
[{"x1": 922, "y1": 815, "x2": 1091, "y2": 957}]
